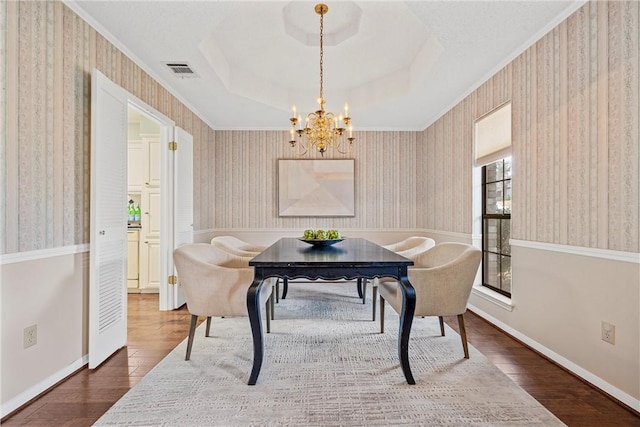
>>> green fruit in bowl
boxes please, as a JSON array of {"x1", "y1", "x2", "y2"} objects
[
  {"x1": 327, "y1": 229, "x2": 340, "y2": 239},
  {"x1": 303, "y1": 229, "x2": 315, "y2": 240},
  {"x1": 314, "y1": 229, "x2": 327, "y2": 240}
]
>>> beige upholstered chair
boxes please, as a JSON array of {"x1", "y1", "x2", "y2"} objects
[
  {"x1": 210, "y1": 235, "x2": 288, "y2": 301},
  {"x1": 378, "y1": 242, "x2": 481, "y2": 359},
  {"x1": 210, "y1": 235, "x2": 267, "y2": 257},
  {"x1": 383, "y1": 236, "x2": 436, "y2": 256},
  {"x1": 173, "y1": 243, "x2": 274, "y2": 360},
  {"x1": 369, "y1": 237, "x2": 436, "y2": 320}
]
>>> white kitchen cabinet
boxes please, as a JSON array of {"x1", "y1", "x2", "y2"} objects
[
  {"x1": 128, "y1": 133, "x2": 161, "y2": 294},
  {"x1": 142, "y1": 188, "x2": 161, "y2": 238},
  {"x1": 127, "y1": 140, "x2": 144, "y2": 193},
  {"x1": 137, "y1": 188, "x2": 160, "y2": 293},
  {"x1": 127, "y1": 230, "x2": 140, "y2": 292},
  {"x1": 128, "y1": 135, "x2": 160, "y2": 192},
  {"x1": 145, "y1": 136, "x2": 161, "y2": 187},
  {"x1": 139, "y1": 239, "x2": 160, "y2": 293}
]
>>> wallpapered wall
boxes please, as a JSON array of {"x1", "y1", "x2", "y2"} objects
[
  {"x1": 1, "y1": 0, "x2": 216, "y2": 255},
  {"x1": 2, "y1": 0, "x2": 424, "y2": 255},
  {"x1": 419, "y1": 0, "x2": 639, "y2": 252},
  {"x1": 2, "y1": 1, "x2": 638, "y2": 255},
  {"x1": 212, "y1": 1, "x2": 639, "y2": 253},
  {"x1": 212, "y1": 130, "x2": 421, "y2": 231}
]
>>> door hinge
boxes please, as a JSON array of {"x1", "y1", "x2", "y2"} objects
[
  {"x1": 168, "y1": 275, "x2": 177, "y2": 285},
  {"x1": 168, "y1": 141, "x2": 178, "y2": 151}
]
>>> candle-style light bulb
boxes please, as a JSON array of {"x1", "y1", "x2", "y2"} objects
[
  {"x1": 292, "y1": 105, "x2": 297, "y2": 117},
  {"x1": 344, "y1": 103, "x2": 349, "y2": 117},
  {"x1": 349, "y1": 125, "x2": 353, "y2": 138},
  {"x1": 297, "y1": 115, "x2": 302, "y2": 129}
]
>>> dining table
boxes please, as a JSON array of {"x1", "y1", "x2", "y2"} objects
[{"x1": 246, "y1": 237, "x2": 416, "y2": 385}]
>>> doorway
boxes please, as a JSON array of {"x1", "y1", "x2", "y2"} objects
[{"x1": 126, "y1": 106, "x2": 162, "y2": 296}]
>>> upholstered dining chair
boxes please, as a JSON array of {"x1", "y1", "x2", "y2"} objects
[
  {"x1": 383, "y1": 236, "x2": 436, "y2": 255},
  {"x1": 369, "y1": 237, "x2": 436, "y2": 320},
  {"x1": 378, "y1": 242, "x2": 481, "y2": 359},
  {"x1": 210, "y1": 235, "x2": 267, "y2": 257},
  {"x1": 209, "y1": 235, "x2": 291, "y2": 302},
  {"x1": 173, "y1": 243, "x2": 275, "y2": 361}
]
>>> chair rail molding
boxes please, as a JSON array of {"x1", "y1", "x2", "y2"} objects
[
  {"x1": 0, "y1": 244, "x2": 90, "y2": 265},
  {"x1": 510, "y1": 239, "x2": 640, "y2": 264}
]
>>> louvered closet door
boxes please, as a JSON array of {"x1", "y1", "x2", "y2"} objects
[{"x1": 89, "y1": 69, "x2": 128, "y2": 369}]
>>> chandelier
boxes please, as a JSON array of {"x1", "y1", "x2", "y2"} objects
[{"x1": 288, "y1": 3, "x2": 354, "y2": 156}]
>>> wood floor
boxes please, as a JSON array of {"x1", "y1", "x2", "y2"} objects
[{"x1": 3, "y1": 291, "x2": 639, "y2": 426}]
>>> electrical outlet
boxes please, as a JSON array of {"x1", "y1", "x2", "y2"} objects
[
  {"x1": 24, "y1": 324, "x2": 37, "y2": 349},
  {"x1": 601, "y1": 321, "x2": 615, "y2": 345}
]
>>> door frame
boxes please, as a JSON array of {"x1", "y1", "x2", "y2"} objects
[{"x1": 126, "y1": 98, "x2": 179, "y2": 311}]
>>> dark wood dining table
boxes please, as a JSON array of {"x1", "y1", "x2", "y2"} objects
[{"x1": 246, "y1": 237, "x2": 416, "y2": 385}]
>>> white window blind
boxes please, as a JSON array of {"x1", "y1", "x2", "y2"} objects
[{"x1": 474, "y1": 102, "x2": 512, "y2": 167}]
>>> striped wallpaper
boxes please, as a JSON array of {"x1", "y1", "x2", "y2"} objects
[
  {"x1": 2, "y1": 0, "x2": 216, "y2": 254},
  {"x1": 418, "y1": 0, "x2": 639, "y2": 252},
  {"x1": 2, "y1": 1, "x2": 638, "y2": 255},
  {"x1": 212, "y1": 130, "x2": 422, "y2": 231}
]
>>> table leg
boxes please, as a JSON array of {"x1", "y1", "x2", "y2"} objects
[
  {"x1": 398, "y1": 275, "x2": 416, "y2": 385},
  {"x1": 282, "y1": 278, "x2": 288, "y2": 299},
  {"x1": 247, "y1": 274, "x2": 265, "y2": 385},
  {"x1": 361, "y1": 279, "x2": 367, "y2": 304},
  {"x1": 356, "y1": 278, "x2": 363, "y2": 298}
]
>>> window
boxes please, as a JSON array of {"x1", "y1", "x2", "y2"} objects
[{"x1": 482, "y1": 157, "x2": 511, "y2": 297}]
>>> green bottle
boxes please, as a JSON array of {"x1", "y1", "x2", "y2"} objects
[{"x1": 128, "y1": 200, "x2": 135, "y2": 223}]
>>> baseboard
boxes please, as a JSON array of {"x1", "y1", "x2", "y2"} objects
[
  {"x1": 467, "y1": 304, "x2": 640, "y2": 413},
  {"x1": 1, "y1": 355, "x2": 88, "y2": 419}
]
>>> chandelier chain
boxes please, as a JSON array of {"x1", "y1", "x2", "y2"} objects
[
  {"x1": 319, "y1": 10, "x2": 324, "y2": 103},
  {"x1": 287, "y1": 3, "x2": 354, "y2": 156}
]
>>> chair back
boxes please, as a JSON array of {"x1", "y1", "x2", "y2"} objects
[
  {"x1": 383, "y1": 236, "x2": 426, "y2": 253},
  {"x1": 408, "y1": 243, "x2": 482, "y2": 317},
  {"x1": 173, "y1": 243, "x2": 263, "y2": 317},
  {"x1": 211, "y1": 235, "x2": 266, "y2": 255},
  {"x1": 395, "y1": 237, "x2": 436, "y2": 259}
]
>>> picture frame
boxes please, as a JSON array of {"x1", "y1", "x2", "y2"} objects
[{"x1": 278, "y1": 159, "x2": 355, "y2": 217}]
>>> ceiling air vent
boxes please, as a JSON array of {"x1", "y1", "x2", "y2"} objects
[{"x1": 163, "y1": 62, "x2": 199, "y2": 78}]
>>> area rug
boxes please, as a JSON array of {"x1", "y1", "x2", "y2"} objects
[{"x1": 95, "y1": 283, "x2": 565, "y2": 426}]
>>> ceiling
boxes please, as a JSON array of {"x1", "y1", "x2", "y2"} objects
[{"x1": 66, "y1": 1, "x2": 584, "y2": 132}]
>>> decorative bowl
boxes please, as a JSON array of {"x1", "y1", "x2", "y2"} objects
[{"x1": 299, "y1": 238, "x2": 345, "y2": 247}]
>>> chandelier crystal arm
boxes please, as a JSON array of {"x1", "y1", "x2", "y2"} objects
[{"x1": 287, "y1": 3, "x2": 355, "y2": 157}]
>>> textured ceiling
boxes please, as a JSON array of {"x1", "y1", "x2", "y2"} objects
[{"x1": 66, "y1": 1, "x2": 584, "y2": 131}]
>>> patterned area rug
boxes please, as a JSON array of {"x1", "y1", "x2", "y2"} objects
[{"x1": 95, "y1": 283, "x2": 565, "y2": 426}]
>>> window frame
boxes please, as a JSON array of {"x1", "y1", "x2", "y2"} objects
[{"x1": 481, "y1": 158, "x2": 512, "y2": 298}]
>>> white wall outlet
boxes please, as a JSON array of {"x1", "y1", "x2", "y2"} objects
[
  {"x1": 24, "y1": 324, "x2": 37, "y2": 349},
  {"x1": 601, "y1": 321, "x2": 615, "y2": 345}
]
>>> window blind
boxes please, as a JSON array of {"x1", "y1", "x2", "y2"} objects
[{"x1": 474, "y1": 102, "x2": 512, "y2": 167}]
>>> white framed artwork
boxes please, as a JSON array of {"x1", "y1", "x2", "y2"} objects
[{"x1": 278, "y1": 159, "x2": 355, "y2": 217}]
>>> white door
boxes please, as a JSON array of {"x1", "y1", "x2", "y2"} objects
[
  {"x1": 89, "y1": 69, "x2": 128, "y2": 368},
  {"x1": 173, "y1": 127, "x2": 194, "y2": 307},
  {"x1": 159, "y1": 127, "x2": 193, "y2": 310}
]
